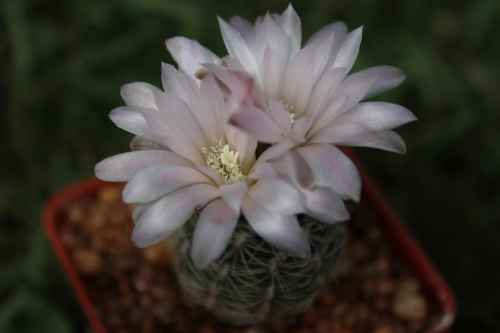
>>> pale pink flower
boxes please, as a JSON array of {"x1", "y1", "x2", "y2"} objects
[
  {"x1": 95, "y1": 65, "x2": 311, "y2": 268},
  {"x1": 166, "y1": 5, "x2": 416, "y2": 219}
]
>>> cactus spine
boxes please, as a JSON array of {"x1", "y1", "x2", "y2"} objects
[{"x1": 170, "y1": 214, "x2": 344, "y2": 325}]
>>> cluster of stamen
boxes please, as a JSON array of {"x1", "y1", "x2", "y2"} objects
[
  {"x1": 280, "y1": 100, "x2": 296, "y2": 127},
  {"x1": 202, "y1": 138, "x2": 246, "y2": 185}
]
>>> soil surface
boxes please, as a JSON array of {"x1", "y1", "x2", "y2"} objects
[{"x1": 58, "y1": 184, "x2": 438, "y2": 333}]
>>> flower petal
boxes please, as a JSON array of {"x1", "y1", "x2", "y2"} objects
[
  {"x1": 305, "y1": 21, "x2": 347, "y2": 45},
  {"x1": 276, "y1": 4, "x2": 301, "y2": 54},
  {"x1": 229, "y1": 107, "x2": 283, "y2": 143},
  {"x1": 358, "y1": 66, "x2": 406, "y2": 100},
  {"x1": 297, "y1": 144, "x2": 361, "y2": 201},
  {"x1": 165, "y1": 36, "x2": 220, "y2": 81},
  {"x1": 219, "y1": 181, "x2": 248, "y2": 213},
  {"x1": 334, "y1": 102, "x2": 417, "y2": 131},
  {"x1": 247, "y1": 162, "x2": 277, "y2": 179},
  {"x1": 268, "y1": 98, "x2": 292, "y2": 130},
  {"x1": 303, "y1": 186, "x2": 350, "y2": 223},
  {"x1": 190, "y1": 199, "x2": 239, "y2": 268},
  {"x1": 335, "y1": 130, "x2": 407, "y2": 153},
  {"x1": 229, "y1": 15, "x2": 256, "y2": 46},
  {"x1": 109, "y1": 106, "x2": 158, "y2": 142},
  {"x1": 95, "y1": 150, "x2": 193, "y2": 182},
  {"x1": 123, "y1": 164, "x2": 210, "y2": 203},
  {"x1": 248, "y1": 179, "x2": 303, "y2": 215},
  {"x1": 132, "y1": 184, "x2": 219, "y2": 247},
  {"x1": 330, "y1": 26, "x2": 363, "y2": 73},
  {"x1": 218, "y1": 16, "x2": 259, "y2": 77},
  {"x1": 242, "y1": 196, "x2": 310, "y2": 258},
  {"x1": 254, "y1": 138, "x2": 296, "y2": 164},
  {"x1": 120, "y1": 82, "x2": 160, "y2": 109}
]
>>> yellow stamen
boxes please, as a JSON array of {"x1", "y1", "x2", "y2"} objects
[{"x1": 202, "y1": 138, "x2": 246, "y2": 185}]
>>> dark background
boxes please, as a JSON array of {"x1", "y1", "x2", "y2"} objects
[{"x1": 1, "y1": 0, "x2": 499, "y2": 332}]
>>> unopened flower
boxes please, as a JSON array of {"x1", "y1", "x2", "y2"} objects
[
  {"x1": 95, "y1": 64, "x2": 311, "y2": 268},
  {"x1": 166, "y1": 4, "x2": 416, "y2": 217}
]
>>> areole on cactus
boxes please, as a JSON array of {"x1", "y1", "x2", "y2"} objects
[{"x1": 95, "y1": 4, "x2": 416, "y2": 325}]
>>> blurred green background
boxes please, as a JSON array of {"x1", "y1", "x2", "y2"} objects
[{"x1": 1, "y1": 0, "x2": 499, "y2": 332}]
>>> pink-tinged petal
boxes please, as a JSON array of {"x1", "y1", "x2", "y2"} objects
[
  {"x1": 196, "y1": 164, "x2": 222, "y2": 187},
  {"x1": 219, "y1": 182, "x2": 248, "y2": 213},
  {"x1": 229, "y1": 107, "x2": 283, "y2": 143},
  {"x1": 262, "y1": 44, "x2": 285, "y2": 98},
  {"x1": 152, "y1": 90, "x2": 208, "y2": 153},
  {"x1": 218, "y1": 17, "x2": 259, "y2": 76},
  {"x1": 334, "y1": 102, "x2": 417, "y2": 131},
  {"x1": 293, "y1": 116, "x2": 313, "y2": 138},
  {"x1": 308, "y1": 94, "x2": 348, "y2": 136},
  {"x1": 303, "y1": 186, "x2": 350, "y2": 223},
  {"x1": 190, "y1": 199, "x2": 239, "y2": 268},
  {"x1": 162, "y1": 63, "x2": 221, "y2": 140},
  {"x1": 330, "y1": 26, "x2": 363, "y2": 73},
  {"x1": 255, "y1": 139, "x2": 296, "y2": 166},
  {"x1": 137, "y1": 107, "x2": 203, "y2": 163},
  {"x1": 229, "y1": 16, "x2": 256, "y2": 46},
  {"x1": 357, "y1": 66, "x2": 406, "y2": 100},
  {"x1": 131, "y1": 203, "x2": 153, "y2": 224},
  {"x1": 120, "y1": 82, "x2": 160, "y2": 109},
  {"x1": 293, "y1": 63, "x2": 316, "y2": 113},
  {"x1": 297, "y1": 144, "x2": 361, "y2": 201},
  {"x1": 165, "y1": 36, "x2": 220, "y2": 81},
  {"x1": 335, "y1": 74, "x2": 377, "y2": 114},
  {"x1": 306, "y1": 29, "x2": 335, "y2": 84},
  {"x1": 283, "y1": 150, "x2": 316, "y2": 189},
  {"x1": 247, "y1": 162, "x2": 277, "y2": 179},
  {"x1": 132, "y1": 184, "x2": 219, "y2": 247},
  {"x1": 283, "y1": 47, "x2": 311, "y2": 104},
  {"x1": 309, "y1": 122, "x2": 368, "y2": 145},
  {"x1": 305, "y1": 21, "x2": 348, "y2": 45},
  {"x1": 230, "y1": 129, "x2": 257, "y2": 172},
  {"x1": 336, "y1": 130, "x2": 407, "y2": 153},
  {"x1": 277, "y1": 4, "x2": 302, "y2": 54},
  {"x1": 95, "y1": 150, "x2": 193, "y2": 182},
  {"x1": 199, "y1": 74, "x2": 225, "y2": 135},
  {"x1": 242, "y1": 196, "x2": 310, "y2": 258},
  {"x1": 307, "y1": 67, "x2": 347, "y2": 117},
  {"x1": 160, "y1": 62, "x2": 192, "y2": 103},
  {"x1": 123, "y1": 164, "x2": 210, "y2": 203},
  {"x1": 109, "y1": 106, "x2": 158, "y2": 142},
  {"x1": 254, "y1": 13, "x2": 291, "y2": 66},
  {"x1": 130, "y1": 136, "x2": 168, "y2": 151},
  {"x1": 268, "y1": 98, "x2": 292, "y2": 130},
  {"x1": 248, "y1": 179, "x2": 303, "y2": 215}
]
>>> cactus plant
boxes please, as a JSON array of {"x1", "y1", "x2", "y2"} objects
[
  {"x1": 95, "y1": 4, "x2": 415, "y2": 327},
  {"x1": 172, "y1": 214, "x2": 344, "y2": 325}
]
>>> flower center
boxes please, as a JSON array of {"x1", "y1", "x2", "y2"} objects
[
  {"x1": 280, "y1": 100, "x2": 296, "y2": 127},
  {"x1": 202, "y1": 138, "x2": 246, "y2": 185}
]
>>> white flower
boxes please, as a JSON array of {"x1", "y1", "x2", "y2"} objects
[
  {"x1": 95, "y1": 64, "x2": 313, "y2": 268},
  {"x1": 166, "y1": 4, "x2": 416, "y2": 220}
]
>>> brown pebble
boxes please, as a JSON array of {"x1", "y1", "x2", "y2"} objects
[
  {"x1": 142, "y1": 242, "x2": 169, "y2": 264},
  {"x1": 318, "y1": 290, "x2": 336, "y2": 306},
  {"x1": 396, "y1": 277, "x2": 420, "y2": 294},
  {"x1": 372, "y1": 326, "x2": 394, "y2": 333},
  {"x1": 66, "y1": 203, "x2": 86, "y2": 224},
  {"x1": 392, "y1": 291, "x2": 428, "y2": 322},
  {"x1": 303, "y1": 306, "x2": 321, "y2": 327},
  {"x1": 139, "y1": 293, "x2": 154, "y2": 308},
  {"x1": 73, "y1": 249, "x2": 102, "y2": 275},
  {"x1": 98, "y1": 186, "x2": 123, "y2": 203},
  {"x1": 349, "y1": 241, "x2": 370, "y2": 262},
  {"x1": 375, "y1": 277, "x2": 394, "y2": 295}
]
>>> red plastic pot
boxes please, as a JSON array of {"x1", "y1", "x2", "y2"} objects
[{"x1": 43, "y1": 151, "x2": 456, "y2": 333}]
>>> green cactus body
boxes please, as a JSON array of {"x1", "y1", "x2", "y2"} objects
[{"x1": 170, "y1": 214, "x2": 344, "y2": 325}]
